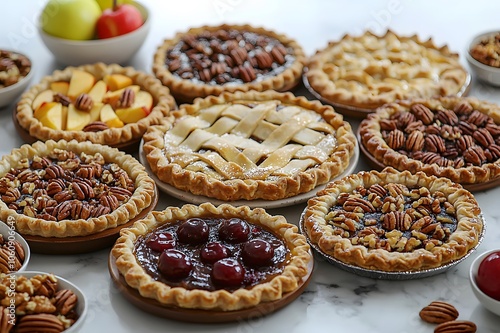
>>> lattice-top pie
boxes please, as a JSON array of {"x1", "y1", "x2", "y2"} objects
[
  {"x1": 143, "y1": 91, "x2": 357, "y2": 201},
  {"x1": 359, "y1": 96, "x2": 500, "y2": 185},
  {"x1": 112, "y1": 202, "x2": 311, "y2": 310},
  {"x1": 152, "y1": 24, "x2": 306, "y2": 103},
  {"x1": 16, "y1": 63, "x2": 175, "y2": 147},
  {"x1": 0, "y1": 140, "x2": 156, "y2": 237},
  {"x1": 303, "y1": 168, "x2": 483, "y2": 272},
  {"x1": 305, "y1": 30, "x2": 469, "y2": 111}
]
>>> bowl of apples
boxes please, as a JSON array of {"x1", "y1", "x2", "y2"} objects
[
  {"x1": 469, "y1": 248, "x2": 500, "y2": 316},
  {"x1": 38, "y1": 0, "x2": 150, "y2": 66}
]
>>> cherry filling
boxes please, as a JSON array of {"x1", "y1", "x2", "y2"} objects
[{"x1": 135, "y1": 217, "x2": 288, "y2": 291}]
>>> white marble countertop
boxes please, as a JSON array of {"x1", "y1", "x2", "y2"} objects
[{"x1": 2, "y1": 0, "x2": 500, "y2": 332}]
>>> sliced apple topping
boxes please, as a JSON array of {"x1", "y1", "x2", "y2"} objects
[{"x1": 32, "y1": 72, "x2": 154, "y2": 132}]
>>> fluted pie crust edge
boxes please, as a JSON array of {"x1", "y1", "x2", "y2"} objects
[{"x1": 112, "y1": 202, "x2": 312, "y2": 311}]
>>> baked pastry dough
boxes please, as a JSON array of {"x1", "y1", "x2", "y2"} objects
[
  {"x1": 303, "y1": 168, "x2": 483, "y2": 272},
  {"x1": 153, "y1": 24, "x2": 306, "y2": 102},
  {"x1": 16, "y1": 63, "x2": 175, "y2": 147},
  {"x1": 143, "y1": 90, "x2": 357, "y2": 201},
  {"x1": 359, "y1": 96, "x2": 500, "y2": 185},
  {"x1": 0, "y1": 140, "x2": 156, "y2": 237},
  {"x1": 305, "y1": 30, "x2": 469, "y2": 111},
  {"x1": 112, "y1": 202, "x2": 311, "y2": 311}
]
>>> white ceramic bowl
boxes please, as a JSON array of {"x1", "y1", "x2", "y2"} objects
[
  {"x1": 0, "y1": 221, "x2": 30, "y2": 272},
  {"x1": 9, "y1": 271, "x2": 88, "y2": 332},
  {"x1": 38, "y1": 1, "x2": 150, "y2": 66},
  {"x1": 465, "y1": 30, "x2": 500, "y2": 86},
  {"x1": 469, "y1": 248, "x2": 500, "y2": 316},
  {"x1": 0, "y1": 51, "x2": 33, "y2": 109}
]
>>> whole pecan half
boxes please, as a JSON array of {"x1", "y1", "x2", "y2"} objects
[
  {"x1": 383, "y1": 211, "x2": 411, "y2": 231},
  {"x1": 118, "y1": 88, "x2": 135, "y2": 108},
  {"x1": 436, "y1": 109, "x2": 459, "y2": 125},
  {"x1": 75, "y1": 93, "x2": 93, "y2": 111},
  {"x1": 367, "y1": 184, "x2": 387, "y2": 198},
  {"x1": 406, "y1": 131, "x2": 424, "y2": 152},
  {"x1": 473, "y1": 128, "x2": 495, "y2": 148},
  {"x1": 410, "y1": 104, "x2": 434, "y2": 125},
  {"x1": 343, "y1": 197, "x2": 375, "y2": 213},
  {"x1": 434, "y1": 320, "x2": 477, "y2": 333},
  {"x1": 386, "y1": 129, "x2": 405, "y2": 150},
  {"x1": 15, "y1": 313, "x2": 65, "y2": 333},
  {"x1": 53, "y1": 93, "x2": 71, "y2": 107},
  {"x1": 419, "y1": 301, "x2": 459, "y2": 324},
  {"x1": 425, "y1": 134, "x2": 446, "y2": 153},
  {"x1": 453, "y1": 101, "x2": 473, "y2": 115},
  {"x1": 83, "y1": 121, "x2": 109, "y2": 132},
  {"x1": 468, "y1": 110, "x2": 489, "y2": 126},
  {"x1": 0, "y1": 306, "x2": 15, "y2": 332},
  {"x1": 54, "y1": 289, "x2": 77, "y2": 315},
  {"x1": 463, "y1": 146, "x2": 486, "y2": 165}
]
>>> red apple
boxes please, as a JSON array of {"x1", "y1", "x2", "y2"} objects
[
  {"x1": 476, "y1": 251, "x2": 500, "y2": 300},
  {"x1": 95, "y1": 3, "x2": 143, "y2": 39}
]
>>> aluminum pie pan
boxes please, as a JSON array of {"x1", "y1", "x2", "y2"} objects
[{"x1": 298, "y1": 209, "x2": 485, "y2": 280}]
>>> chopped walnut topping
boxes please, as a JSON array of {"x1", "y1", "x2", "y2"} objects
[{"x1": 325, "y1": 182, "x2": 458, "y2": 252}]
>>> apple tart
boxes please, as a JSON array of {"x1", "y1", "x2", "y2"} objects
[
  {"x1": 303, "y1": 168, "x2": 483, "y2": 272},
  {"x1": 152, "y1": 24, "x2": 306, "y2": 103},
  {"x1": 143, "y1": 90, "x2": 357, "y2": 201},
  {"x1": 359, "y1": 96, "x2": 500, "y2": 185},
  {"x1": 305, "y1": 30, "x2": 469, "y2": 112},
  {"x1": 112, "y1": 202, "x2": 311, "y2": 311},
  {"x1": 0, "y1": 140, "x2": 156, "y2": 237},
  {"x1": 16, "y1": 62, "x2": 176, "y2": 147}
]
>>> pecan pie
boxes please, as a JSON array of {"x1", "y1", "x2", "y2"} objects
[
  {"x1": 152, "y1": 24, "x2": 306, "y2": 103},
  {"x1": 359, "y1": 96, "x2": 500, "y2": 185},
  {"x1": 143, "y1": 90, "x2": 357, "y2": 201},
  {"x1": 112, "y1": 202, "x2": 311, "y2": 310},
  {"x1": 0, "y1": 140, "x2": 155, "y2": 237},
  {"x1": 16, "y1": 62, "x2": 175, "y2": 147},
  {"x1": 303, "y1": 168, "x2": 483, "y2": 271},
  {"x1": 305, "y1": 30, "x2": 469, "y2": 112}
]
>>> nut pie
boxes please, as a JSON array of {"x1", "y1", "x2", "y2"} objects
[
  {"x1": 359, "y1": 96, "x2": 500, "y2": 185},
  {"x1": 112, "y1": 202, "x2": 311, "y2": 310},
  {"x1": 152, "y1": 24, "x2": 306, "y2": 102},
  {"x1": 303, "y1": 168, "x2": 483, "y2": 271},
  {"x1": 143, "y1": 90, "x2": 357, "y2": 201},
  {"x1": 0, "y1": 140, "x2": 156, "y2": 237},
  {"x1": 305, "y1": 30, "x2": 469, "y2": 111}
]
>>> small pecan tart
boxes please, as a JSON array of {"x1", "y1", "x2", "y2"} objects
[
  {"x1": 16, "y1": 62, "x2": 176, "y2": 147},
  {"x1": 303, "y1": 168, "x2": 483, "y2": 272},
  {"x1": 359, "y1": 96, "x2": 500, "y2": 186},
  {"x1": 112, "y1": 202, "x2": 311, "y2": 311},
  {"x1": 143, "y1": 90, "x2": 357, "y2": 201},
  {"x1": 0, "y1": 140, "x2": 155, "y2": 237},
  {"x1": 152, "y1": 24, "x2": 306, "y2": 103},
  {"x1": 305, "y1": 30, "x2": 469, "y2": 113}
]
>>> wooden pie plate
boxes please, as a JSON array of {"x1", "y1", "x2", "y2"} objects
[
  {"x1": 22, "y1": 187, "x2": 158, "y2": 255},
  {"x1": 356, "y1": 129, "x2": 500, "y2": 192},
  {"x1": 108, "y1": 250, "x2": 314, "y2": 323},
  {"x1": 302, "y1": 71, "x2": 472, "y2": 119},
  {"x1": 12, "y1": 107, "x2": 142, "y2": 154}
]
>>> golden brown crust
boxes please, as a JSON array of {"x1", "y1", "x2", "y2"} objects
[
  {"x1": 112, "y1": 202, "x2": 311, "y2": 311},
  {"x1": 303, "y1": 168, "x2": 483, "y2": 272},
  {"x1": 143, "y1": 90, "x2": 357, "y2": 201},
  {"x1": 305, "y1": 30, "x2": 469, "y2": 110},
  {"x1": 152, "y1": 24, "x2": 306, "y2": 103},
  {"x1": 0, "y1": 140, "x2": 156, "y2": 237},
  {"x1": 359, "y1": 96, "x2": 500, "y2": 184},
  {"x1": 16, "y1": 63, "x2": 176, "y2": 146}
]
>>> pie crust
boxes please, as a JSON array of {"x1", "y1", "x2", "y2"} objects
[
  {"x1": 303, "y1": 168, "x2": 483, "y2": 272},
  {"x1": 359, "y1": 96, "x2": 500, "y2": 185},
  {"x1": 152, "y1": 24, "x2": 306, "y2": 103},
  {"x1": 16, "y1": 62, "x2": 176, "y2": 146},
  {"x1": 305, "y1": 30, "x2": 469, "y2": 111},
  {"x1": 112, "y1": 202, "x2": 311, "y2": 311},
  {"x1": 0, "y1": 140, "x2": 156, "y2": 237},
  {"x1": 143, "y1": 90, "x2": 357, "y2": 201}
]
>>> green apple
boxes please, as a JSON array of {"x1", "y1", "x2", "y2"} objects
[
  {"x1": 95, "y1": 0, "x2": 133, "y2": 11},
  {"x1": 40, "y1": 0, "x2": 102, "y2": 40}
]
